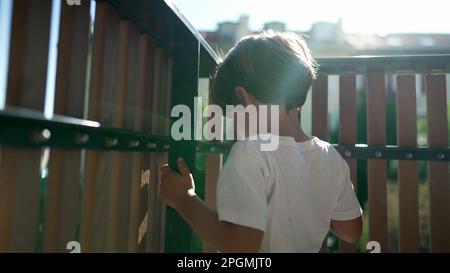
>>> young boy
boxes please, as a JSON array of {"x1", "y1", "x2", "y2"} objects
[{"x1": 160, "y1": 31, "x2": 362, "y2": 252}]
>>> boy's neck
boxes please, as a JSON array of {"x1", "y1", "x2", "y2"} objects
[{"x1": 278, "y1": 108, "x2": 310, "y2": 143}]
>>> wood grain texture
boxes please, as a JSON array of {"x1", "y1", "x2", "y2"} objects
[
  {"x1": 312, "y1": 76, "x2": 329, "y2": 252},
  {"x1": 396, "y1": 75, "x2": 419, "y2": 252},
  {"x1": 128, "y1": 33, "x2": 154, "y2": 252},
  {"x1": 425, "y1": 74, "x2": 450, "y2": 252},
  {"x1": 338, "y1": 74, "x2": 358, "y2": 253},
  {"x1": 367, "y1": 72, "x2": 388, "y2": 253},
  {"x1": 146, "y1": 47, "x2": 164, "y2": 252},
  {"x1": 0, "y1": 0, "x2": 52, "y2": 252},
  {"x1": 80, "y1": 2, "x2": 120, "y2": 252},
  {"x1": 43, "y1": 0, "x2": 91, "y2": 253}
]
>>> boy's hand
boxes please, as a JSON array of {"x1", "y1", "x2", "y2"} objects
[{"x1": 160, "y1": 157, "x2": 195, "y2": 209}]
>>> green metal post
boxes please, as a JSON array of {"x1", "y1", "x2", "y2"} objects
[{"x1": 164, "y1": 40, "x2": 201, "y2": 253}]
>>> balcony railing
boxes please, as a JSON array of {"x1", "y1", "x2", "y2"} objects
[{"x1": 0, "y1": 0, "x2": 448, "y2": 253}]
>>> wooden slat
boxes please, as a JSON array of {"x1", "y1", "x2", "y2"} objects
[
  {"x1": 144, "y1": 49, "x2": 171, "y2": 252},
  {"x1": 425, "y1": 74, "x2": 450, "y2": 252},
  {"x1": 105, "y1": 20, "x2": 136, "y2": 252},
  {"x1": 311, "y1": 76, "x2": 329, "y2": 252},
  {"x1": 154, "y1": 51, "x2": 171, "y2": 252},
  {"x1": 367, "y1": 72, "x2": 388, "y2": 252},
  {"x1": 127, "y1": 34, "x2": 153, "y2": 253},
  {"x1": 79, "y1": 2, "x2": 107, "y2": 253},
  {"x1": 146, "y1": 47, "x2": 164, "y2": 252},
  {"x1": 135, "y1": 35, "x2": 156, "y2": 253},
  {"x1": 4, "y1": 0, "x2": 52, "y2": 110},
  {"x1": 0, "y1": 0, "x2": 52, "y2": 252},
  {"x1": 338, "y1": 74, "x2": 358, "y2": 253},
  {"x1": 203, "y1": 158, "x2": 221, "y2": 253},
  {"x1": 115, "y1": 22, "x2": 141, "y2": 252},
  {"x1": 94, "y1": 7, "x2": 122, "y2": 253},
  {"x1": 80, "y1": 2, "x2": 119, "y2": 253},
  {"x1": 43, "y1": 0, "x2": 91, "y2": 253},
  {"x1": 396, "y1": 75, "x2": 419, "y2": 252},
  {"x1": 312, "y1": 76, "x2": 328, "y2": 140}
]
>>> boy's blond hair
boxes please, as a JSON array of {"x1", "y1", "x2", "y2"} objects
[{"x1": 212, "y1": 31, "x2": 317, "y2": 112}]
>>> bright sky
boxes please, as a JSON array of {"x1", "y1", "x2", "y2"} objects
[
  {"x1": 173, "y1": 0, "x2": 450, "y2": 34},
  {"x1": 0, "y1": 0, "x2": 449, "y2": 116}
]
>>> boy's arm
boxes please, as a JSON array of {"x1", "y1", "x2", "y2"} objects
[
  {"x1": 330, "y1": 216, "x2": 363, "y2": 243},
  {"x1": 175, "y1": 193, "x2": 264, "y2": 252},
  {"x1": 330, "y1": 159, "x2": 363, "y2": 243},
  {"x1": 160, "y1": 158, "x2": 264, "y2": 252}
]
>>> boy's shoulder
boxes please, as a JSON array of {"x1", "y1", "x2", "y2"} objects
[
  {"x1": 312, "y1": 137, "x2": 344, "y2": 159},
  {"x1": 311, "y1": 137, "x2": 332, "y2": 149},
  {"x1": 227, "y1": 136, "x2": 343, "y2": 161},
  {"x1": 312, "y1": 137, "x2": 349, "y2": 174},
  {"x1": 288, "y1": 137, "x2": 346, "y2": 170},
  {"x1": 228, "y1": 138, "x2": 264, "y2": 158}
]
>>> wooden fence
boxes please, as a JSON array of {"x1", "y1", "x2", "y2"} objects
[{"x1": 0, "y1": 0, "x2": 448, "y2": 253}]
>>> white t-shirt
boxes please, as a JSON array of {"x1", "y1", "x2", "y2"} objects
[{"x1": 216, "y1": 135, "x2": 362, "y2": 253}]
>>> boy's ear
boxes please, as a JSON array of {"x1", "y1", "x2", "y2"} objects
[{"x1": 234, "y1": 86, "x2": 251, "y2": 106}]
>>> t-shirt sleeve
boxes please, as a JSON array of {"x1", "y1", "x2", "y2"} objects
[
  {"x1": 331, "y1": 160, "x2": 363, "y2": 221},
  {"x1": 216, "y1": 154, "x2": 269, "y2": 232}
]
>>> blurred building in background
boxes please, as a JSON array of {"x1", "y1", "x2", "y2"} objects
[
  {"x1": 263, "y1": 21, "x2": 287, "y2": 32},
  {"x1": 200, "y1": 16, "x2": 450, "y2": 57}
]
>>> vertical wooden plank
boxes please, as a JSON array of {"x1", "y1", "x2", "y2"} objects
[
  {"x1": 80, "y1": 1, "x2": 107, "y2": 253},
  {"x1": 106, "y1": 19, "x2": 146, "y2": 253},
  {"x1": 396, "y1": 75, "x2": 419, "y2": 252},
  {"x1": 159, "y1": 55, "x2": 174, "y2": 253},
  {"x1": 338, "y1": 74, "x2": 358, "y2": 253},
  {"x1": 43, "y1": 0, "x2": 91, "y2": 253},
  {"x1": 4, "y1": 0, "x2": 52, "y2": 110},
  {"x1": 367, "y1": 72, "x2": 388, "y2": 252},
  {"x1": 144, "y1": 48, "x2": 171, "y2": 253},
  {"x1": 203, "y1": 155, "x2": 221, "y2": 252},
  {"x1": 312, "y1": 76, "x2": 329, "y2": 252},
  {"x1": 135, "y1": 35, "x2": 156, "y2": 253},
  {"x1": 94, "y1": 5, "x2": 120, "y2": 253},
  {"x1": 312, "y1": 76, "x2": 328, "y2": 140},
  {"x1": 106, "y1": 19, "x2": 140, "y2": 252},
  {"x1": 425, "y1": 74, "x2": 450, "y2": 252},
  {"x1": 0, "y1": 0, "x2": 52, "y2": 252},
  {"x1": 203, "y1": 78, "x2": 222, "y2": 253},
  {"x1": 146, "y1": 47, "x2": 164, "y2": 253},
  {"x1": 152, "y1": 50, "x2": 170, "y2": 252},
  {"x1": 127, "y1": 34, "x2": 154, "y2": 253},
  {"x1": 80, "y1": 2, "x2": 120, "y2": 253},
  {"x1": 117, "y1": 22, "x2": 141, "y2": 252},
  {"x1": 50, "y1": 2, "x2": 90, "y2": 119}
]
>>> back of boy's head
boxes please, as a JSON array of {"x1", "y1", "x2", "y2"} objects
[{"x1": 212, "y1": 31, "x2": 317, "y2": 113}]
